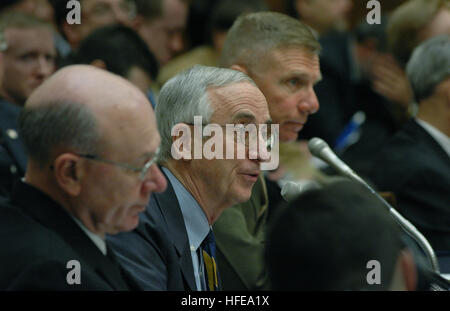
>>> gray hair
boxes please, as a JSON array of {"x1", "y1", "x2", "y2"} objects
[
  {"x1": 18, "y1": 101, "x2": 100, "y2": 167},
  {"x1": 219, "y1": 12, "x2": 321, "y2": 70},
  {"x1": 156, "y1": 65, "x2": 256, "y2": 162},
  {"x1": 406, "y1": 35, "x2": 450, "y2": 103}
]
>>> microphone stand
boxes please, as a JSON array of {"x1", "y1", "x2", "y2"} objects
[
  {"x1": 309, "y1": 138, "x2": 441, "y2": 274},
  {"x1": 353, "y1": 177, "x2": 440, "y2": 274}
]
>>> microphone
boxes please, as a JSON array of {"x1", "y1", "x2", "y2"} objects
[
  {"x1": 308, "y1": 137, "x2": 365, "y2": 185},
  {"x1": 307, "y1": 137, "x2": 441, "y2": 274},
  {"x1": 281, "y1": 180, "x2": 321, "y2": 202}
]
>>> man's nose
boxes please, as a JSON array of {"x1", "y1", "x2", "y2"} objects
[
  {"x1": 298, "y1": 87, "x2": 320, "y2": 115},
  {"x1": 169, "y1": 32, "x2": 184, "y2": 55},
  {"x1": 141, "y1": 164, "x2": 167, "y2": 195},
  {"x1": 35, "y1": 56, "x2": 55, "y2": 79}
]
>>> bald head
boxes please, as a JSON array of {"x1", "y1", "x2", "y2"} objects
[
  {"x1": 20, "y1": 65, "x2": 156, "y2": 166},
  {"x1": 19, "y1": 65, "x2": 166, "y2": 237},
  {"x1": 27, "y1": 65, "x2": 149, "y2": 111}
]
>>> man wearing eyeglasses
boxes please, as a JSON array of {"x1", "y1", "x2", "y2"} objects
[
  {"x1": 0, "y1": 65, "x2": 167, "y2": 290},
  {"x1": 108, "y1": 65, "x2": 271, "y2": 290}
]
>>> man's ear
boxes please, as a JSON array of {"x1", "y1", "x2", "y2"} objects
[
  {"x1": 230, "y1": 64, "x2": 249, "y2": 75},
  {"x1": 90, "y1": 59, "x2": 107, "y2": 70},
  {"x1": 399, "y1": 249, "x2": 417, "y2": 291},
  {"x1": 53, "y1": 153, "x2": 83, "y2": 196}
]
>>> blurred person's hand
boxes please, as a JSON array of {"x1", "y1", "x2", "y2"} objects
[{"x1": 371, "y1": 54, "x2": 413, "y2": 109}]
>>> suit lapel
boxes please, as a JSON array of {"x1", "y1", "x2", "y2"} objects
[
  {"x1": 12, "y1": 182, "x2": 132, "y2": 290},
  {"x1": 154, "y1": 176, "x2": 197, "y2": 290},
  {"x1": 409, "y1": 120, "x2": 450, "y2": 164}
]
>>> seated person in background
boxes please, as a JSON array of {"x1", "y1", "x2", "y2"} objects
[
  {"x1": 285, "y1": 0, "x2": 353, "y2": 36},
  {"x1": 73, "y1": 24, "x2": 158, "y2": 97},
  {"x1": 108, "y1": 65, "x2": 271, "y2": 290},
  {"x1": 369, "y1": 35, "x2": 450, "y2": 253},
  {"x1": 373, "y1": 0, "x2": 450, "y2": 112},
  {"x1": 0, "y1": 12, "x2": 56, "y2": 196},
  {"x1": 51, "y1": 0, "x2": 137, "y2": 53},
  {"x1": 0, "y1": 65, "x2": 167, "y2": 290},
  {"x1": 133, "y1": 0, "x2": 188, "y2": 67},
  {"x1": 157, "y1": 0, "x2": 267, "y2": 86},
  {"x1": 387, "y1": 0, "x2": 450, "y2": 70},
  {"x1": 265, "y1": 181, "x2": 417, "y2": 291}
]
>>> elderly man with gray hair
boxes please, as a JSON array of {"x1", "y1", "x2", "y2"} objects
[
  {"x1": 213, "y1": 11, "x2": 322, "y2": 290},
  {"x1": 108, "y1": 65, "x2": 271, "y2": 290},
  {"x1": 369, "y1": 35, "x2": 450, "y2": 257}
]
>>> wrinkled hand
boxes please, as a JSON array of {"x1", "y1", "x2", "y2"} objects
[{"x1": 371, "y1": 54, "x2": 413, "y2": 108}]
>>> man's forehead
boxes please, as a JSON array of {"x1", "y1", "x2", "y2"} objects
[
  {"x1": 209, "y1": 82, "x2": 269, "y2": 121},
  {"x1": 265, "y1": 47, "x2": 321, "y2": 78},
  {"x1": 4, "y1": 27, "x2": 54, "y2": 51}
]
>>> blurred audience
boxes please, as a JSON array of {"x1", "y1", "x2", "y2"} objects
[
  {"x1": 51, "y1": 0, "x2": 137, "y2": 52},
  {"x1": 285, "y1": 0, "x2": 353, "y2": 36},
  {"x1": 0, "y1": 65, "x2": 166, "y2": 290},
  {"x1": 108, "y1": 66, "x2": 271, "y2": 290},
  {"x1": 216, "y1": 12, "x2": 322, "y2": 290},
  {"x1": 0, "y1": 12, "x2": 56, "y2": 107},
  {"x1": 0, "y1": 0, "x2": 55, "y2": 25},
  {"x1": 0, "y1": 12, "x2": 56, "y2": 196},
  {"x1": 133, "y1": 0, "x2": 188, "y2": 67},
  {"x1": 369, "y1": 35, "x2": 450, "y2": 253},
  {"x1": 74, "y1": 25, "x2": 158, "y2": 95},
  {"x1": 387, "y1": 0, "x2": 450, "y2": 68},
  {"x1": 265, "y1": 181, "x2": 417, "y2": 290},
  {"x1": 157, "y1": 0, "x2": 267, "y2": 86}
]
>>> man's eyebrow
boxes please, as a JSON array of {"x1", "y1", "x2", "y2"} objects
[
  {"x1": 231, "y1": 112, "x2": 256, "y2": 123},
  {"x1": 287, "y1": 72, "x2": 322, "y2": 84}
]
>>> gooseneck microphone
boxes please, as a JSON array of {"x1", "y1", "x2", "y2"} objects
[{"x1": 308, "y1": 137, "x2": 440, "y2": 274}]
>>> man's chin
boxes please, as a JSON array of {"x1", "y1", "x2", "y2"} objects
[{"x1": 279, "y1": 131, "x2": 299, "y2": 142}]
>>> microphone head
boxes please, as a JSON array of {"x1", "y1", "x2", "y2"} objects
[
  {"x1": 308, "y1": 137, "x2": 329, "y2": 157},
  {"x1": 281, "y1": 180, "x2": 321, "y2": 202}
]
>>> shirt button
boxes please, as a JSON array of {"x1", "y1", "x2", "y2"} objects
[
  {"x1": 10, "y1": 165, "x2": 17, "y2": 174},
  {"x1": 190, "y1": 245, "x2": 195, "y2": 252},
  {"x1": 6, "y1": 129, "x2": 18, "y2": 140}
]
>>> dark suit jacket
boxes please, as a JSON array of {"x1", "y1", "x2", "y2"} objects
[
  {"x1": 107, "y1": 176, "x2": 197, "y2": 290},
  {"x1": 0, "y1": 99, "x2": 27, "y2": 196},
  {"x1": 369, "y1": 120, "x2": 450, "y2": 252},
  {"x1": 0, "y1": 181, "x2": 141, "y2": 290}
]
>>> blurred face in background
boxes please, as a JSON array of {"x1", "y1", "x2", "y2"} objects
[
  {"x1": 63, "y1": 0, "x2": 137, "y2": 48},
  {"x1": 420, "y1": 7, "x2": 450, "y2": 41},
  {"x1": 1, "y1": 27, "x2": 56, "y2": 106},
  {"x1": 296, "y1": 0, "x2": 353, "y2": 34},
  {"x1": 3, "y1": 0, "x2": 55, "y2": 25},
  {"x1": 137, "y1": 0, "x2": 188, "y2": 66}
]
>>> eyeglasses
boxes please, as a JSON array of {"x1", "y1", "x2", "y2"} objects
[
  {"x1": 186, "y1": 123, "x2": 276, "y2": 152},
  {"x1": 75, "y1": 147, "x2": 160, "y2": 181}
]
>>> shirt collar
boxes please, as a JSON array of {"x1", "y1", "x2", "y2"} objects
[
  {"x1": 162, "y1": 167, "x2": 210, "y2": 251},
  {"x1": 416, "y1": 118, "x2": 450, "y2": 158},
  {"x1": 71, "y1": 215, "x2": 107, "y2": 256}
]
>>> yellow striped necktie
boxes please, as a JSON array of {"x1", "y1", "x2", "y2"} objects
[{"x1": 201, "y1": 229, "x2": 220, "y2": 291}]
